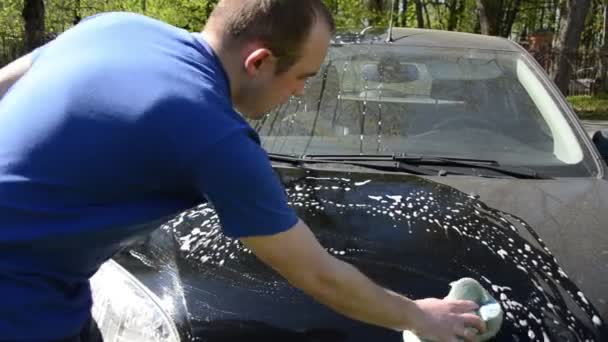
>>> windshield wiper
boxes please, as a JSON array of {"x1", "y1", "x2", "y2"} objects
[
  {"x1": 393, "y1": 155, "x2": 550, "y2": 179},
  {"x1": 268, "y1": 153, "x2": 440, "y2": 176},
  {"x1": 289, "y1": 154, "x2": 551, "y2": 179},
  {"x1": 305, "y1": 154, "x2": 496, "y2": 164}
]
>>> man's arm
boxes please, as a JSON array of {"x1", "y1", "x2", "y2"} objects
[
  {"x1": 0, "y1": 53, "x2": 33, "y2": 99},
  {"x1": 242, "y1": 219, "x2": 486, "y2": 342}
]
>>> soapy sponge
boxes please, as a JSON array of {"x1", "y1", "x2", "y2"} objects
[{"x1": 402, "y1": 277, "x2": 503, "y2": 342}]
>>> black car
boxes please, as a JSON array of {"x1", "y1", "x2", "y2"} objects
[{"x1": 89, "y1": 28, "x2": 608, "y2": 341}]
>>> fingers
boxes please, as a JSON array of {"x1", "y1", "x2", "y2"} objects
[
  {"x1": 449, "y1": 299, "x2": 487, "y2": 335},
  {"x1": 457, "y1": 327, "x2": 478, "y2": 342},
  {"x1": 461, "y1": 312, "x2": 486, "y2": 334},
  {"x1": 415, "y1": 298, "x2": 488, "y2": 342},
  {"x1": 451, "y1": 299, "x2": 480, "y2": 312}
]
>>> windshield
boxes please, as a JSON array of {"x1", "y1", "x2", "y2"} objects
[{"x1": 251, "y1": 45, "x2": 596, "y2": 177}]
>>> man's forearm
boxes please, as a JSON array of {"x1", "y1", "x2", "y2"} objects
[
  {"x1": 241, "y1": 220, "x2": 424, "y2": 332},
  {"x1": 0, "y1": 53, "x2": 33, "y2": 99},
  {"x1": 297, "y1": 255, "x2": 421, "y2": 332}
]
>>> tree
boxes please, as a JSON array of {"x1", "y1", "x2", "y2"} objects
[
  {"x1": 596, "y1": 2, "x2": 608, "y2": 93},
  {"x1": 503, "y1": 0, "x2": 522, "y2": 38},
  {"x1": 399, "y1": 0, "x2": 408, "y2": 27},
  {"x1": 22, "y1": 0, "x2": 45, "y2": 51},
  {"x1": 476, "y1": 0, "x2": 501, "y2": 35},
  {"x1": 422, "y1": 0, "x2": 431, "y2": 28},
  {"x1": 447, "y1": 0, "x2": 466, "y2": 31},
  {"x1": 476, "y1": 0, "x2": 522, "y2": 37},
  {"x1": 550, "y1": 0, "x2": 592, "y2": 95},
  {"x1": 366, "y1": 0, "x2": 387, "y2": 26},
  {"x1": 579, "y1": 0, "x2": 603, "y2": 52},
  {"x1": 415, "y1": 0, "x2": 424, "y2": 28},
  {"x1": 513, "y1": 0, "x2": 561, "y2": 37},
  {"x1": 367, "y1": 0, "x2": 385, "y2": 12}
]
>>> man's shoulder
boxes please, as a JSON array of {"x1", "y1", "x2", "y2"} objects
[
  {"x1": 37, "y1": 12, "x2": 192, "y2": 60},
  {"x1": 77, "y1": 11, "x2": 182, "y2": 35}
]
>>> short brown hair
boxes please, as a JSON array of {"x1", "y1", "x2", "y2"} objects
[{"x1": 207, "y1": 0, "x2": 335, "y2": 73}]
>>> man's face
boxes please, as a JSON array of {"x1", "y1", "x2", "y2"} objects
[{"x1": 236, "y1": 21, "x2": 332, "y2": 119}]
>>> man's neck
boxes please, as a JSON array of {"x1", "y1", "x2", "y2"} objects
[{"x1": 200, "y1": 30, "x2": 241, "y2": 103}]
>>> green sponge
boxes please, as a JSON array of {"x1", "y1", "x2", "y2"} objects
[{"x1": 402, "y1": 278, "x2": 503, "y2": 342}]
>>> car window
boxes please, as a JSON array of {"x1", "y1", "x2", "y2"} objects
[{"x1": 251, "y1": 45, "x2": 595, "y2": 177}]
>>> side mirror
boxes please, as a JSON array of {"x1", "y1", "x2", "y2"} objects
[{"x1": 592, "y1": 129, "x2": 608, "y2": 162}]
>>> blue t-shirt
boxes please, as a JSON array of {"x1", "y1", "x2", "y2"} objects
[{"x1": 0, "y1": 12, "x2": 298, "y2": 340}]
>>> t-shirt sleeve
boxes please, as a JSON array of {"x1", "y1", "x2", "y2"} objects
[{"x1": 188, "y1": 129, "x2": 299, "y2": 238}]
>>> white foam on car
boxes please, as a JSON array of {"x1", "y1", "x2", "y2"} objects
[{"x1": 165, "y1": 177, "x2": 603, "y2": 339}]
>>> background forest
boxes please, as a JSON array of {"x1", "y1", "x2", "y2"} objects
[{"x1": 1, "y1": 0, "x2": 607, "y2": 116}]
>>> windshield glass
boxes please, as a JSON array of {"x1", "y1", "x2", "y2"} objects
[{"x1": 251, "y1": 44, "x2": 595, "y2": 177}]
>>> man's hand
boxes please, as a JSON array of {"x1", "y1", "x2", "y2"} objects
[
  {"x1": 0, "y1": 53, "x2": 33, "y2": 100},
  {"x1": 411, "y1": 298, "x2": 486, "y2": 342},
  {"x1": 240, "y1": 219, "x2": 486, "y2": 339}
]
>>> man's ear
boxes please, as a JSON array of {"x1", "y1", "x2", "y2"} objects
[{"x1": 244, "y1": 48, "x2": 273, "y2": 77}]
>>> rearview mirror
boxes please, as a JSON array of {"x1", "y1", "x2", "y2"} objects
[{"x1": 361, "y1": 62, "x2": 419, "y2": 83}]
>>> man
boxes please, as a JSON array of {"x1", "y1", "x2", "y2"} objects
[{"x1": 0, "y1": 1, "x2": 485, "y2": 341}]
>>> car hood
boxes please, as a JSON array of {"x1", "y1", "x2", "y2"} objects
[{"x1": 114, "y1": 166, "x2": 608, "y2": 341}]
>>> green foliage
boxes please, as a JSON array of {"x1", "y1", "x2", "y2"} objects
[
  {"x1": 580, "y1": 0, "x2": 604, "y2": 50},
  {"x1": 457, "y1": 0, "x2": 480, "y2": 32},
  {"x1": 0, "y1": 0, "x2": 604, "y2": 49},
  {"x1": 323, "y1": 0, "x2": 390, "y2": 28},
  {"x1": 568, "y1": 93, "x2": 608, "y2": 120},
  {"x1": 0, "y1": 0, "x2": 24, "y2": 37},
  {"x1": 3, "y1": 0, "x2": 605, "y2": 104},
  {"x1": 145, "y1": 0, "x2": 217, "y2": 31},
  {"x1": 0, "y1": 0, "x2": 219, "y2": 37},
  {"x1": 0, "y1": 0, "x2": 25, "y2": 63}
]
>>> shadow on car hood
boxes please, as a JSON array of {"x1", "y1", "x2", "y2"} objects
[{"x1": 115, "y1": 167, "x2": 607, "y2": 341}]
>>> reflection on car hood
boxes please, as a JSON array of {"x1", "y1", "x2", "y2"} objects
[{"x1": 115, "y1": 166, "x2": 608, "y2": 341}]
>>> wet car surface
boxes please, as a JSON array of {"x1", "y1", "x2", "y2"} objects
[
  {"x1": 109, "y1": 166, "x2": 607, "y2": 341},
  {"x1": 92, "y1": 28, "x2": 608, "y2": 341}
]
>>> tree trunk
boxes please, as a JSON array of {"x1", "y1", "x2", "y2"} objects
[
  {"x1": 455, "y1": 0, "x2": 466, "y2": 31},
  {"x1": 553, "y1": 0, "x2": 562, "y2": 36},
  {"x1": 392, "y1": 0, "x2": 401, "y2": 27},
  {"x1": 367, "y1": 0, "x2": 384, "y2": 12},
  {"x1": 502, "y1": 0, "x2": 522, "y2": 37},
  {"x1": 423, "y1": 1, "x2": 432, "y2": 29},
  {"x1": 447, "y1": 0, "x2": 466, "y2": 31},
  {"x1": 430, "y1": 1, "x2": 446, "y2": 29},
  {"x1": 476, "y1": 0, "x2": 502, "y2": 36},
  {"x1": 415, "y1": 0, "x2": 424, "y2": 28},
  {"x1": 399, "y1": 0, "x2": 408, "y2": 27},
  {"x1": 447, "y1": 0, "x2": 459, "y2": 31},
  {"x1": 540, "y1": 2, "x2": 546, "y2": 29},
  {"x1": 22, "y1": 0, "x2": 45, "y2": 52},
  {"x1": 550, "y1": 0, "x2": 592, "y2": 95},
  {"x1": 74, "y1": 0, "x2": 81, "y2": 25},
  {"x1": 596, "y1": 3, "x2": 608, "y2": 94},
  {"x1": 401, "y1": 0, "x2": 409, "y2": 27}
]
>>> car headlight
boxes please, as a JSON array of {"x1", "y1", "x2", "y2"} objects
[{"x1": 90, "y1": 259, "x2": 181, "y2": 342}]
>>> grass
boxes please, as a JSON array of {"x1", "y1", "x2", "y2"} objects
[{"x1": 567, "y1": 93, "x2": 608, "y2": 120}]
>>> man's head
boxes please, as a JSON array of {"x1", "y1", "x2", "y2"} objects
[{"x1": 203, "y1": 0, "x2": 335, "y2": 119}]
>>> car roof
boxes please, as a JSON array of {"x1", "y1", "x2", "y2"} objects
[{"x1": 333, "y1": 27, "x2": 521, "y2": 53}]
